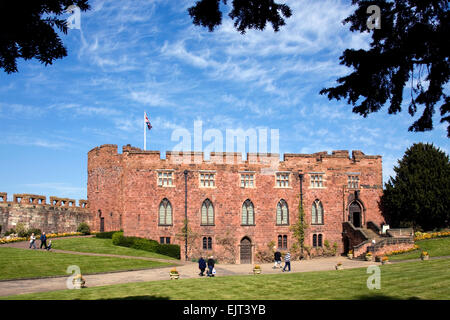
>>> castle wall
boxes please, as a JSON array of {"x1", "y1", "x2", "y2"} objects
[
  {"x1": 87, "y1": 145, "x2": 384, "y2": 263},
  {"x1": 0, "y1": 193, "x2": 91, "y2": 234}
]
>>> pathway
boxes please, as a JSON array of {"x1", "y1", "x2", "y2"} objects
[{"x1": 0, "y1": 248, "x2": 378, "y2": 298}]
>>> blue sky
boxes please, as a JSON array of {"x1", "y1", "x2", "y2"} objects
[{"x1": 0, "y1": 0, "x2": 448, "y2": 201}]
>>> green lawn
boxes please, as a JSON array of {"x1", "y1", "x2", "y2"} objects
[
  {"x1": 0, "y1": 247, "x2": 174, "y2": 280},
  {"x1": 388, "y1": 237, "x2": 450, "y2": 261},
  {"x1": 4, "y1": 258, "x2": 450, "y2": 300},
  {"x1": 51, "y1": 237, "x2": 177, "y2": 260}
]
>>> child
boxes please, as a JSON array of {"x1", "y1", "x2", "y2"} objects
[
  {"x1": 46, "y1": 240, "x2": 52, "y2": 251},
  {"x1": 29, "y1": 233, "x2": 37, "y2": 249}
]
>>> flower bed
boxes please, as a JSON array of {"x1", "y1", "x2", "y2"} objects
[
  {"x1": 414, "y1": 231, "x2": 450, "y2": 241},
  {"x1": 0, "y1": 232, "x2": 84, "y2": 244},
  {"x1": 386, "y1": 244, "x2": 420, "y2": 256}
]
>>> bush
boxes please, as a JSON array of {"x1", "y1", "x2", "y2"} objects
[
  {"x1": 77, "y1": 222, "x2": 91, "y2": 235},
  {"x1": 95, "y1": 231, "x2": 121, "y2": 239},
  {"x1": 5, "y1": 229, "x2": 16, "y2": 236},
  {"x1": 111, "y1": 232, "x2": 180, "y2": 259},
  {"x1": 15, "y1": 223, "x2": 27, "y2": 237},
  {"x1": 157, "y1": 244, "x2": 181, "y2": 259}
]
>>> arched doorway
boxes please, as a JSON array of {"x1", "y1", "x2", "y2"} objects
[
  {"x1": 343, "y1": 236, "x2": 350, "y2": 254},
  {"x1": 98, "y1": 210, "x2": 104, "y2": 232},
  {"x1": 240, "y1": 237, "x2": 252, "y2": 264},
  {"x1": 349, "y1": 202, "x2": 362, "y2": 227}
]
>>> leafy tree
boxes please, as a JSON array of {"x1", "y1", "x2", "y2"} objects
[
  {"x1": 290, "y1": 197, "x2": 308, "y2": 258},
  {"x1": 175, "y1": 218, "x2": 200, "y2": 260},
  {"x1": 188, "y1": 0, "x2": 292, "y2": 33},
  {"x1": 0, "y1": 0, "x2": 90, "y2": 73},
  {"x1": 381, "y1": 143, "x2": 450, "y2": 231},
  {"x1": 320, "y1": 0, "x2": 450, "y2": 137}
]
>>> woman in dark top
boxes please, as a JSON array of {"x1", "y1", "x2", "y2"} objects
[
  {"x1": 198, "y1": 257, "x2": 206, "y2": 276},
  {"x1": 207, "y1": 256, "x2": 215, "y2": 277}
]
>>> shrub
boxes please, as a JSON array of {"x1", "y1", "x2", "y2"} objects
[
  {"x1": 111, "y1": 232, "x2": 180, "y2": 259},
  {"x1": 15, "y1": 223, "x2": 27, "y2": 237},
  {"x1": 131, "y1": 238, "x2": 160, "y2": 252},
  {"x1": 95, "y1": 231, "x2": 121, "y2": 239},
  {"x1": 77, "y1": 222, "x2": 91, "y2": 235},
  {"x1": 157, "y1": 243, "x2": 181, "y2": 259},
  {"x1": 5, "y1": 228, "x2": 16, "y2": 236}
]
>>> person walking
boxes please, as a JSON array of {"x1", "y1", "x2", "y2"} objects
[
  {"x1": 29, "y1": 233, "x2": 37, "y2": 249},
  {"x1": 282, "y1": 251, "x2": 291, "y2": 272},
  {"x1": 207, "y1": 256, "x2": 215, "y2": 277},
  {"x1": 273, "y1": 248, "x2": 282, "y2": 269},
  {"x1": 46, "y1": 240, "x2": 52, "y2": 251},
  {"x1": 40, "y1": 232, "x2": 47, "y2": 249},
  {"x1": 198, "y1": 256, "x2": 206, "y2": 276}
]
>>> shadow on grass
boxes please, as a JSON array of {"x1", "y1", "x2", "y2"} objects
[
  {"x1": 98, "y1": 295, "x2": 171, "y2": 300},
  {"x1": 357, "y1": 294, "x2": 422, "y2": 300}
]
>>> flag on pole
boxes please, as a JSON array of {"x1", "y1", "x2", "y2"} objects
[{"x1": 145, "y1": 112, "x2": 152, "y2": 130}]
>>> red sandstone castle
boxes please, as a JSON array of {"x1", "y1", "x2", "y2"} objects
[{"x1": 87, "y1": 144, "x2": 414, "y2": 263}]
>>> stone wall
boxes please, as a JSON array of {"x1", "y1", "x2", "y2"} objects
[
  {"x1": 0, "y1": 193, "x2": 91, "y2": 234},
  {"x1": 88, "y1": 144, "x2": 385, "y2": 263}
]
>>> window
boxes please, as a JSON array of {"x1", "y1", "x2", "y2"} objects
[
  {"x1": 348, "y1": 175, "x2": 360, "y2": 189},
  {"x1": 158, "y1": 171, "x2": 173, "y2": 186},
  {"x1": 158, "y1": 198, "x2": 173, "y2": 225},
  {"x1": 202, "y1": 237, "x2": 212, "y2": 250},
  {"x1": 312, "y1": 234, "x2": 323, "y2": 247},
  {"x1": 201, "y1": 199, "x2": 214, "y2": 226},
  {"x1": 160, "y1": 237, "x2": 171, "y2": 244},
  {"x1": 312, "y1": 199, "x2": 324, "y2": 225},
  {"x1": 241, "y1": 173, "x2": 255, "y2": 188},
  {"x1": 200, "y1": 172, "x2": 215, "y2": 187},
  {"x1": 310, "y1": 174, "x2": 323, "y2": 188},
  {"x1": 276, "y1": 172, "x2": 290, "y2": 187},
  {"x1": 242, "y1": 199, "x2": 255, "y2": 225},
  {"x1": 276, "y1": 199, "x2": 289, "y2": 225},
  {"x1": 278, "y1": 235, "x2": 288, "y2": 249}
]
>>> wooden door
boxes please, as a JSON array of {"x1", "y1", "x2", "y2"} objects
[{"x1": 240, "y1": 237, "x2": 252, "y2": 264}]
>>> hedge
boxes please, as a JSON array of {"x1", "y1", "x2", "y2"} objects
[
  {"x1": 111, "y1": 232, "x2": 180, "y2": 259},
  {"x1": 157, "y1": 243, "x2": 181, "y2": 259},
  {"x1": 95, "y1": 230, "x2": 122, "y2": 239}
]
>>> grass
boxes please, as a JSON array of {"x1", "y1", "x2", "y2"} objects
[
  {"x1": 3, "y1": 258, "x2": 450, "y2": 300},
  {"x1": 51, "y1": 237, "x2": 177, "y2": 260},
  {"x1": 387, "y1": 237, "x2": 450, "y2": 261},
  {"x1": 0, "y1": 247, "x2": 174, "y2": 280}
]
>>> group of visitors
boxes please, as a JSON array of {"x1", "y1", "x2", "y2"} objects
[
  {"x1": 197, "y1": 249, "x2": 292, "y2": 277},
  {"x1": 29, "y1": 232, "x2": 52, "y2": 251},
  {"x1": 273, "y1": 247, "x2": 291, "y2": 272},
  {"x1": 198, "y1": 256, "x2": 216, "y2": 277}
]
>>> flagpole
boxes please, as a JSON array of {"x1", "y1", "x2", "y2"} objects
[{"x1": 144, "y1": 111, "x2": 146, "y2": 151}]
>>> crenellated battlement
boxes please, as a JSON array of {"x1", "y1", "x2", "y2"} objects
[
  {"x1": 88, "y1": 144, "x2": 381, "y2": 166},
  {"x1": 0, "y1": 193, "x2": 88, "y2": 209}
]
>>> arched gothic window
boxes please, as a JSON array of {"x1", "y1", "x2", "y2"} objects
[
  {"x1": 242, "y1": 199, "x2": 255, "y2": 225},
  {"x1": 312, "y1": 199, "x2": 324, "y2": 224},
  {"x1": 276, "y1": 199, "x2": 289, "y2": 225},
  {"x1": 201, "y1": 199, "x2": 214, "y2": 225},
  {"x1": 159, "y1": 198, "x2": 173, "y2": 225}
]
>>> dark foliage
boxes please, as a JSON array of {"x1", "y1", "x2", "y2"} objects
[
  {"x1": 77, "y1": 222, "x2": 91, "y2": 235},
  {"x1": 0, "y1": 0, "x2": 90, "y2": 73},
  {"x1": 320, "y1": 0, "x2": 450, "y2": 136},
  {"x1": 112, "y1": 232, "x2": 180, "y2": 259},
  {"x1": 95, "y1": 230, "x2": 122, "y2": 239},
  {"x1": 188, "y1": 0, "x2": 292, "y2": 33},
  {"x1": 381, "y1": 143, "x2": 450, "y2": 230}
]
